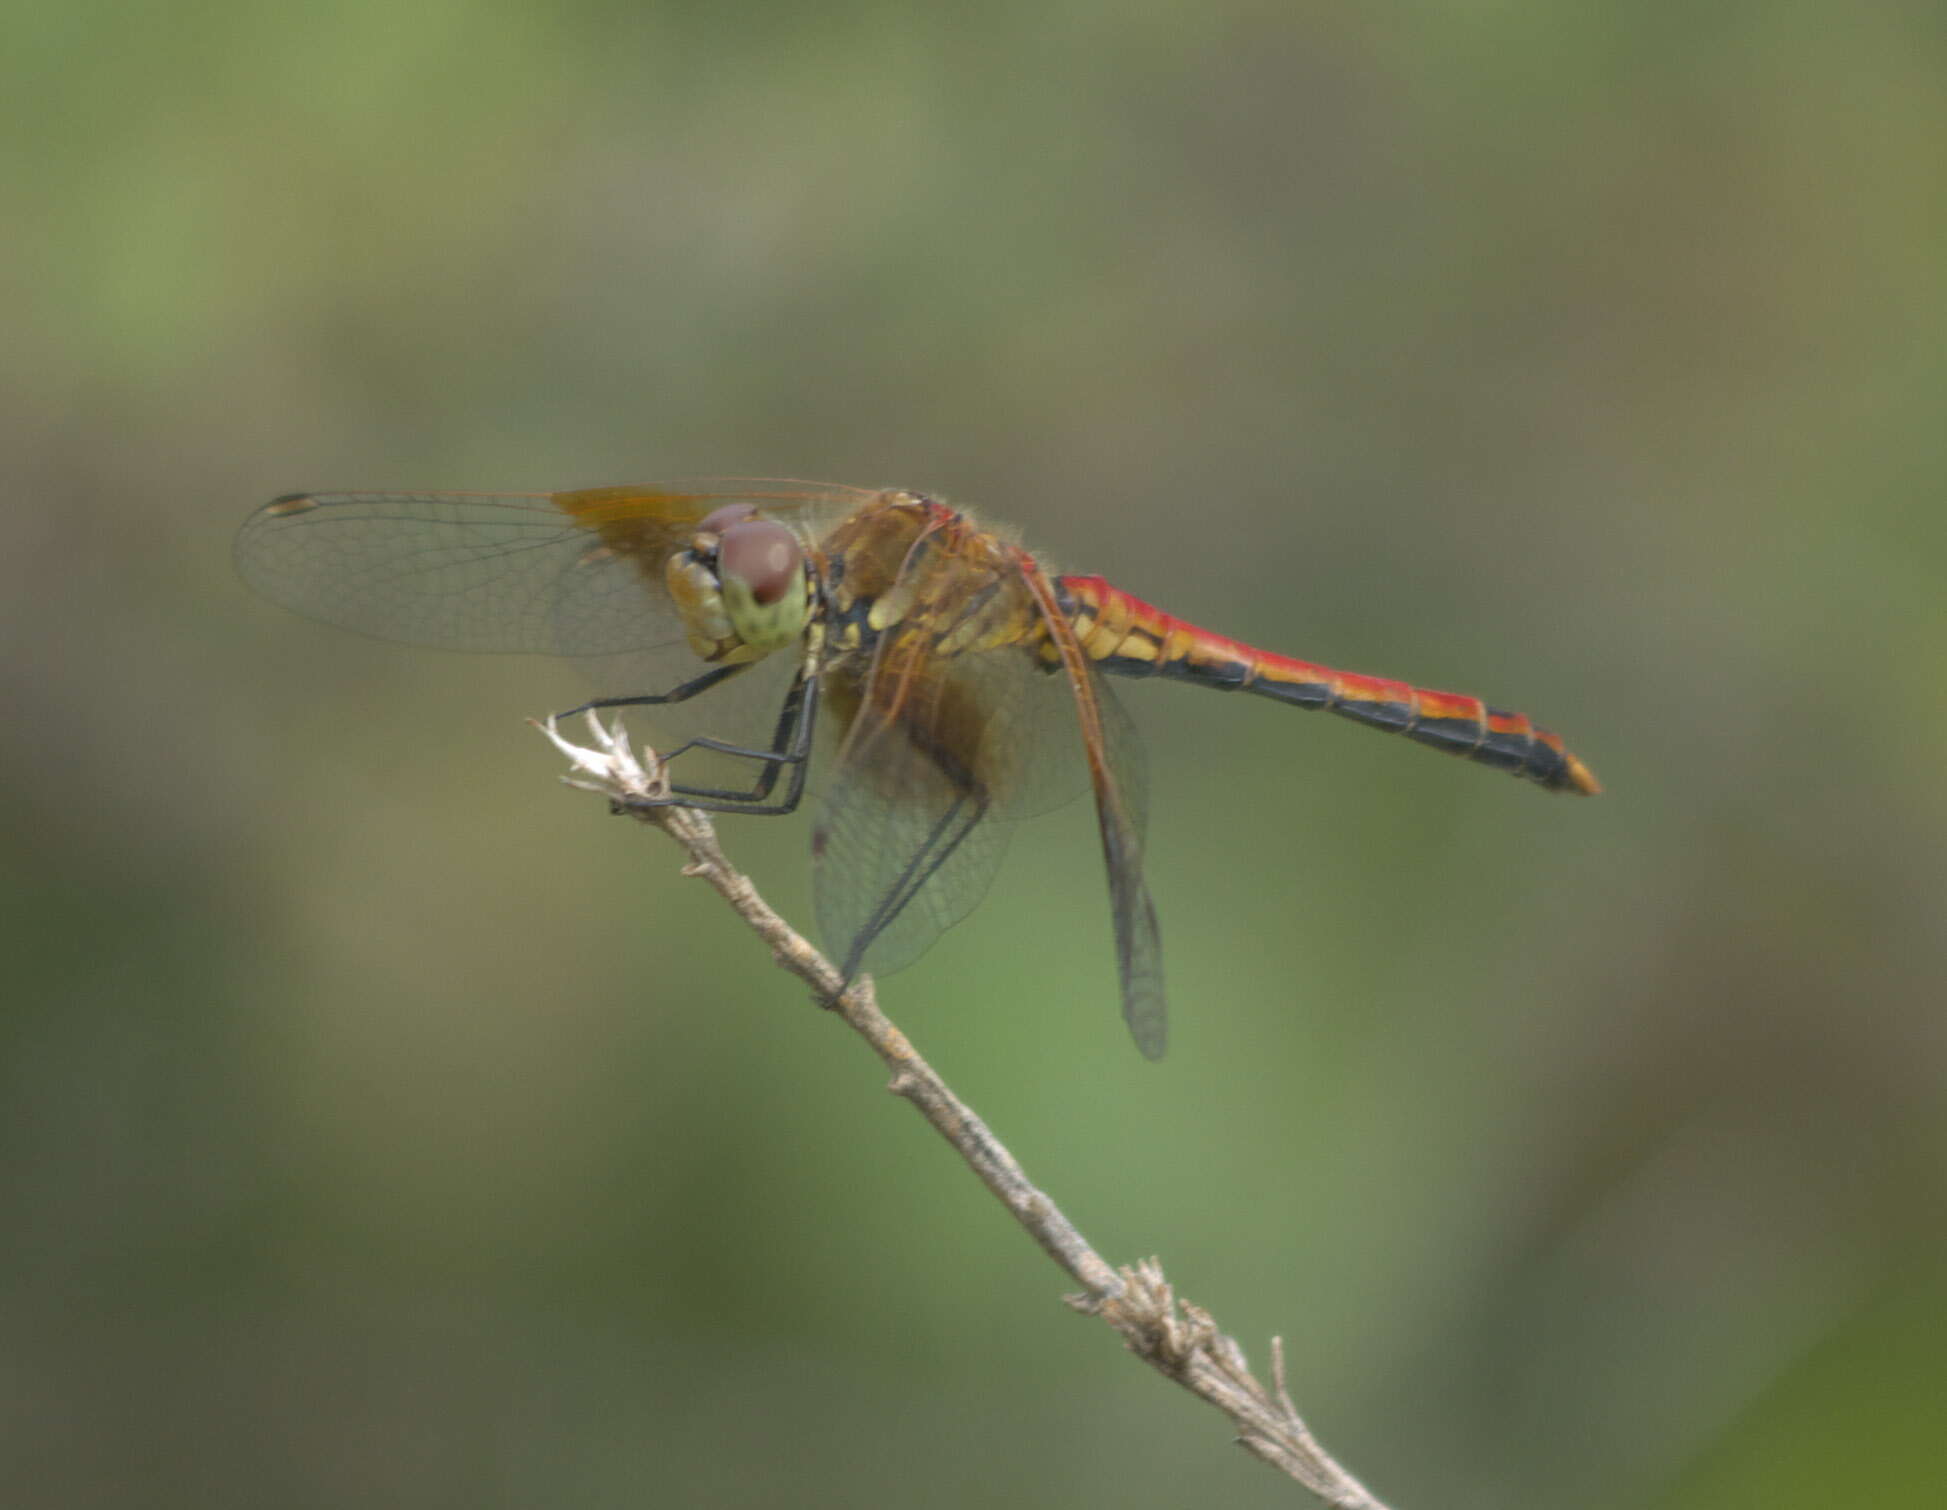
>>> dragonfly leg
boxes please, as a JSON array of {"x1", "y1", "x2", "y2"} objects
[
  {"x1": 626, "y1": 665, "x2": 820, "y2": 817},
  {"x1": 555, "y1": 661, "x2": 750, "y2": 718},
  {"x1": 557, "y1": 658, "x2": 811, "y2": 812}
]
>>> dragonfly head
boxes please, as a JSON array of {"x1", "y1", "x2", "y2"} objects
[{"x1": 666, "y1": 503, "x2": 812, "y2": 663}]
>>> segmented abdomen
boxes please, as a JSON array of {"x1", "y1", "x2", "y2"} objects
[{"x1": 1055, "y1": 575, "x2": 1600, "y2": 795}]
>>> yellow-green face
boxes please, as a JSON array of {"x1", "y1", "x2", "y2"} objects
[{"x1": 663, "y1": 504, "x2": 811, "y2": 664}]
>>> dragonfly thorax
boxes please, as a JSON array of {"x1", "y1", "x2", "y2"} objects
[{"x1": 664, "y1": 506, "x2": 813, "y2": 664}]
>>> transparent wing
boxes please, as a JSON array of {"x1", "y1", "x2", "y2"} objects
[
  {"x1": 1020, "y1": 565, "x2": 1167, "y2": 1059},
  {"x1": 1087, "y1": 668, "x2": 1166, "y2": 1058},
  {"x1": 234, "y1": 480, "x2": 872, "y2": 752},
  {"x1": 811, "y1": 571, "x2": 1090, "y2": 985},
  {"x1": 808, "y1": 537, "x2": 1167, "y2": 1061},
  {"x1": 811, "y1": 644, "x2": 1015, "y2": 981},
  {"x1": 234, "y1": 481, "x2": 871, "y2": 652}
]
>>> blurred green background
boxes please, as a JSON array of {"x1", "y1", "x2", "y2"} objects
[{"x1": 7, "y1": 3, "x2": 1946, "y2": 1506}]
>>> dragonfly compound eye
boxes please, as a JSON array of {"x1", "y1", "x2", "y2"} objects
[
  {"x1": 696, "y1": 502, "x2": 758, "y2": 536},
  {"x1": 717, "y1": 519, "x2": 802, "y2": 607},
  {"x1": 713, "y1": 517, "x2": 809, "y2": 655}
]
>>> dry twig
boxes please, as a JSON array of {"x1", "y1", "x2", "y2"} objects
[{"x1": 537, "y1": 711, "x2": 1394, "y2": 1509}]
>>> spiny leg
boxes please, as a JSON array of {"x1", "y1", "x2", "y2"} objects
[
  {"x1": 595, "y1": 642, "x2": 821, "y2": 814},
  {"x1": 556, "y1": 657, "x2": 816, "y2": 814},
  {"x1": 648, "y1": 670, "x2": 820, "y2": 814},
  {"x1": 557, "y1": 661, "x2": 750, "y2": 718}
]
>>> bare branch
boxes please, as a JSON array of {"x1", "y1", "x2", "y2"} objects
[{"x1": 537, "y1": 712, "x2": 1395, "y2": 1509}]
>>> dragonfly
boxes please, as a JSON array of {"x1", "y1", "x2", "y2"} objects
[{"x1": 236, "y1": 480, "x2": 1599, "y2": 1058}]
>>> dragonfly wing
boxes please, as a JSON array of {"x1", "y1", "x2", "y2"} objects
[
  {"x1": 234, "y1": 492, "x2": 640, "y2": 653},
  {"x1": 1090, "y1": 669, "x2": 1166, "y2": 1058},
  {"x1": 235, "y1": 482, "x2": 867, "y2": 752},
  {"x1": 813, "y1": 762, "x2": 1016, "y2": 982},
  {"x1": 235, "y1": 481, "x2": 870, "y2": 654},
  {"x1": 814, "y1": 540, "x2": 1166, "y2": 1058},
  {"x1": 811, "y1": 620, "x2": 1026, "y2": 982},
  {"x1": 1017, "y1": 562, "x2": 1168, "y2": 1059}
]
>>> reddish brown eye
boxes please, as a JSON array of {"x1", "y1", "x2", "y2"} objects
[
  {"x1": 717, "y1": 519, "x2": 802, "y2": 606},
  {"x1": 697, "y1": 502, "x2": 757, "y2": 534}
]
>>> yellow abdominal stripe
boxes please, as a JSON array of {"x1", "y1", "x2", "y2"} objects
[{"x1": 1103, "y1": 628, "x2": 1158, "y2": 662}]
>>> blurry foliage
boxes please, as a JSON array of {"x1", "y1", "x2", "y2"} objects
[{"x1": 4, "y1": 2, "x2": 1945, "y2": 1506}]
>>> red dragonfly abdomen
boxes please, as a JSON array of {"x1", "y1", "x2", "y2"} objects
[{"x1": 1055, "y1": 575, "x2": 1600, "y2": 795}]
